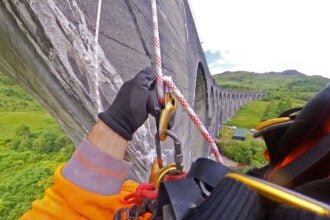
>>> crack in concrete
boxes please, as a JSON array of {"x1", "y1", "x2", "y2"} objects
[
  {"x1": 61, "y1": 15, "x2": 147, "y2": 57},
  {"x1": 125, "y1": 0, "x2": 152, "y2": 64}
]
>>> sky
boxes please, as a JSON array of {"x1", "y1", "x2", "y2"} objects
[{"x1": 188, "y1": 0, "x2": 330, "y2": 78}]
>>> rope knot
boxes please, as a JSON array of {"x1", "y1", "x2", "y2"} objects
[{"x1": 121, "y1": 183, "x2": 158, "y2": 205}]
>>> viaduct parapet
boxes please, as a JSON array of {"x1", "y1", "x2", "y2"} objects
[{"x1": 0, "y1": 0, "x2": 265, "y2": 180}]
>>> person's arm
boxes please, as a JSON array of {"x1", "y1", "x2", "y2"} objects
[
  {"x1": 22, "y1": 122, "x2": 138, "y2": 220},
  {"x1": 22, "y1": 67, "x2": 157, "y2": 220},
  {"x1": 88, "y1": 120, "x2": 128, "y2": 160}
]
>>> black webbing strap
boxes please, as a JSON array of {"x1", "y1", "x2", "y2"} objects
[
  {"x1": 184, "y1": 177, "x2": 266, "y2": 220},
  {"x1": 268, "y1": 133, "x2": 330, "y2": 188},
  {"x1": 186, "y1": 158, "x2": 233, "y2": 188},
  {"x1": 156, "y1": 178, "x2": 203, "y2": 220},
  {"x1": 155, "y1": 158, "x2": 232, "y2": 219},
  {"x1": 279, "y1": 107, "x2": 302, "y2": 117}
]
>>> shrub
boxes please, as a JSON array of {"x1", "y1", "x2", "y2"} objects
[
  {"x1": 262, "y1": 98, "x2": 292, "y2": 120},
  {"x1": 221, "y1": 139, "x2": 268, "y2": 168},
  {"x1": 32, "y1": 130, "x2": 72, "y2": 153},
  {"x1": 15, "y1": 124, "x2": 30, "y2": 136},
  {"x1": 4, "y1": 88, "x2": 16, "y2": 96},
  {"x1": 9, "y1": 125, "x2": 32, "y2": 151},
  {"x1": 33, "y1": 131, "x2": 61, "y2": 153},
  {"x1": 8, "y1": 125, "x2": 71, "y2": 153}
]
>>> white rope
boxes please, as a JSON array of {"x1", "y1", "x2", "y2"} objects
[
  {"x1": 163, "y1": 76, "x2": 224, "y2": 164},
  {"x1": 94, "y1": 0, "x2": 103, "y2": 112},
  {"x1": 150, "y1": 0, "x2": 224, "y2": 164},
  {"x1": 151, "y1": 0, "x2": 165, "y2": 106}
]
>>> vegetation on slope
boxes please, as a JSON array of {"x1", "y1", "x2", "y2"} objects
[
  {"x1": 214, "y1": 70, "x2": 329, "y2": 168},
  {"x1": 216, "y1": 128, "x2": 268, "y2": 170},
  {"x1": 0, "y1": 72, "x2": 74, "y2": 219},
  {"x1": 215, "y1": 70, "x2": 329, "y2": 126}
]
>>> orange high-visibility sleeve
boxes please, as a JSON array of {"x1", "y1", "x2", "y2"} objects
[{"x1": 22, "y1": 164, "x2": 140, "y2": 220}]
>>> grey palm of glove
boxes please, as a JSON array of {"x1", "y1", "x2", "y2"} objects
[{"x1": 98, "y1": 67, "x2": 159, "y2": 141}]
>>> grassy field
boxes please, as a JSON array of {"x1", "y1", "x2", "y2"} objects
[
  {"x1": 225, "y1": 101, "x2": 268, "y2": 129},
  {"x1": 0, "y1": 73, "x2": 74, "y2": 219},
  {"x1": 214, "y1": 70, "x2": 329, "y2": 169}
]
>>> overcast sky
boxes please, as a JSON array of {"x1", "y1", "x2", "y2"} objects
[{"x1": 188, "y1": 0, "x2": 330, "y2": 78}]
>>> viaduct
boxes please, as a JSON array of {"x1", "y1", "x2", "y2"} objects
[{"x1": 0, "y1": 0, "x2": 265, "y2": 180}]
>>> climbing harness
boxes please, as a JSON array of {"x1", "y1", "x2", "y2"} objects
[
  {"x1": 154, "y1": 158, "x2": 330, "y2": 219},
  {"x1": 150, "y1": 0, "x2": 224, "y2": 164}
]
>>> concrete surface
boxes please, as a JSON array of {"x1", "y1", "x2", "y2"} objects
[{"x1": 0, "y1": 0, "x2": 265, "y2": 181}]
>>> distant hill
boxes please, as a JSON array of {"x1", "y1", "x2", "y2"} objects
[
  {"x1": 214, "y1": 70, "x2": 329, "y2": 101},
  {"x1": 220, "y1": 69, "x2": 307, "y2": 77},
  {"x1": 213, "y1": 70, "x2": 329, "y2": 128}
]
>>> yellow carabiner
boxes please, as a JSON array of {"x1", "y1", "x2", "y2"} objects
[
  {"x1": 158, "y1": 93, "x2": 177, "y2": 141},
  {"x1": 154, "y1": 163, "x2": 177, "y2": 188}
]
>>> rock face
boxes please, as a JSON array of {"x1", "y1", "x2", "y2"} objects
[{"x1": 0, "y1": 0, "x2": 265, "y2": 180}]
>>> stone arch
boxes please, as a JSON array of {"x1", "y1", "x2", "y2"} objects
[
  {"x1": 223, "y1": 92, "x2": 228, "y2": 122},
  {"x1": 234, "y1": 93, "x2": 239, "y2": 112},
  {"x1": 192, "y1": 63, "x2": 209, "y2": 159},
  {"x1": 219, "y1": 91, "x2": 224, "y2": 127},
  {"x1": 231, "y1": 93, "x2": 236, "y2": 117},
  {"x1": 228, "y1": 93, "x2": 232, "y2": 117},
  {"x1": 241, "y1": 94, "x2": 244, "y2": 105},
  {"x1": 257, "y1": 94, "x2": 262, "y2": 99},
  {"x1": 209, "y1": 87, "x2": 215, "y2": 135},
  {"x1": 226, "y1": 93, "x2": 231, "y2": 121},
  {"x1": 212, "y1": 89, "x2": 219, "y2": 137},
  {"x1": 210, "y1": 87, "x2": 215, "y2": 113},
  {"x1": 248, "y1": 93, "x2": 253, "y2": 102}
]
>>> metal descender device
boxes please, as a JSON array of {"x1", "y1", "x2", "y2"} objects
[{"x1": 153, "y1": 92, "x2": 184, "y2": 188}]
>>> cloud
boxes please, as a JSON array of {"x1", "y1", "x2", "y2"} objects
[
  {"x1": 204, "y1": 50, "x2": 222, "y2": 64},
  {"x1": 188, "y1": 0, "x2": 330, "y2": 78},
  {"x1": 204, "y1": 50, "x2": 238, "y2": 74}
]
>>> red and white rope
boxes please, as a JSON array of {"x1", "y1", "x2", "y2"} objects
[
  {"x1": 151, "y1": 0, "x2": 223, "y2": 164},
  {"x1": 151, "y1": 0, "x2": 165, "y2": 106},
  {"x1": 163, "y1": 76, "x2": 224, "y2": 164}
]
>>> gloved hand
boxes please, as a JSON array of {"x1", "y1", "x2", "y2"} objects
[{"x1": 99, "y1": 67, "x2": 159, "y2": 140}]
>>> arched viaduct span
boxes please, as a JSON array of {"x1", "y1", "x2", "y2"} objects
[{"x1": 0, "y1": 0, "x2": 265, "y2": 180}]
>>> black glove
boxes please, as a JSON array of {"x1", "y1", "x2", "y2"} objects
[{"x1": 99, "y1": 67, "x2": 159, "y2": 140}]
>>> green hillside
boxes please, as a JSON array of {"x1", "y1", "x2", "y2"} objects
[
  {"x1": 213, "y1": 70, "x2": 329, "y2": 169},
  {"x1": 0, "y1": 72, "x2": 74, "y2": 219},
  {"x1": 214, "y1": 70, "x2": 329, "y2": 128}
]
